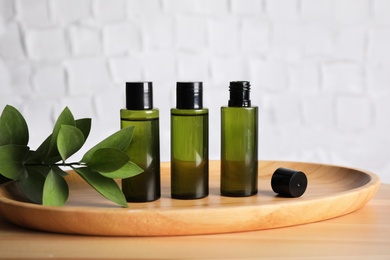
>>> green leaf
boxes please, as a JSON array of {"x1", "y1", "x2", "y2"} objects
[
  {"x1": 47, "y1": 107, "x2": 75, "y2": 159},
  {"x1": 27, "y1": 165, "x2": 51, "y2": 177},
  {"x1": 81, "y1": 126, "x2": 135, "y2": 163},
  {"x1": 87, "y1": 148, "x2": 129, "y2": 173},
  {"x1": 57, "y1": 125, "x2": 85, "y2": 161},
  {"x1": 26, "y1": 135, "x2": 51, "y2": 164},
  {"x1": 18, "y1": 167, "x2": 48, "y2": 204},
  {"x1": 52, "y1": 165, "x2": 69, "y2": 177},
  {"x1": 0, "y1": 175, "x2": 11, "y2": 185},
  {"x1": 0, "y1": 105, "x2": 29, "y2": 146},
  {"x1": 73, "y1": 167, "x2": 128, "y2": 208},
  {"x1": 0, "y1": 144, "x2": 29, "y2": 180},
  {"x1": 75, "y1": 118, "x2": 92, "y2": 141},
  {"x1": 42, "y1": 168, "x2": 69, "y2": 206},
  {"x1": 99, "y1": 161, "x2": 144, "y2": 179},
  {"x1": 27, "y1": 135, "x2": 63, "y2": 164}
]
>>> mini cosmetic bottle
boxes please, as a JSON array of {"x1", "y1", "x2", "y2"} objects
[
  {"x1": 120, "y1": 82, "x2": 160, "y2": 202},
  {"x1": 221, "y1": 81, "x2": 258, "y2": 197},
  {"x1": 171, "y1": 82, "x2": 209, "y2": 199}
]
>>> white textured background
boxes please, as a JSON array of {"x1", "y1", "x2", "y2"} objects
[{"x1": 0, "y1": 0, "x2": 389, "y2": 183}]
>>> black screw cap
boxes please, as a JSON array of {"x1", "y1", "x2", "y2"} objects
[
  {"x1": 271, "y1": 167, "x2": 308, "y2": 198},
  {"x1": 176, "y1": 82, "x2": 203, "y2": 109},
  {"x1": 126, "y1": 82, "x2": 153, "y2": 110}
]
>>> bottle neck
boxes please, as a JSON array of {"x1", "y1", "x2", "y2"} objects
[{"x1": 228, "y1": 81, "x2": 251, "y2": 107}]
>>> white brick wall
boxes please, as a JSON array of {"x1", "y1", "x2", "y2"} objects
[
  {"x1": 103, "y1": 22, "x2": 142, "y2": 55},
  {"x1": 0, "y1": 22, "x2": 24, "y2": 59},
  {"x1": 1, "y1": 0, "x2": 390, "y2": 183},
  {"x1": 66, "y1": 57, "x2": 111, "y2": 94},
  {"x1": 51, "y1": 0, "x2": 92, "y2": 25},
  {"x1": 32, "y1": 65, "x2": 66, "y2": 96},
  {"x1": 69, "y1": 26, "x2": 101, "y2": 56},
  {"x1": 26, "y1": 28, "x2": 68, "y2": 60}
]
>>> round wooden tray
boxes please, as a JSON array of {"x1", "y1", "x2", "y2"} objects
[{"x1": 0, "y1": 160, "x2": 380, "y2": 236}]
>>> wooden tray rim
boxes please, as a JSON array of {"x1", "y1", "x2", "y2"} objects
[{"x1": 0, "y1": 160, "x2": 381, "y2": 236}]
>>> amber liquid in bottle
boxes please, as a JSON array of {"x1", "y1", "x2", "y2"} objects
[
  {"x1": 121, "y1": 82, "x2": 160, "y2": 202},
  {"x1": 171, "y1": 82, "x2": 209, "y2": 199},
  {"x1": 221, "y1": 81, "x2": 258, "y2": 197}
]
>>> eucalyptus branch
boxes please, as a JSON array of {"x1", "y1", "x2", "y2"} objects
[
  {"x1": 0, "y1": 105, "x2": 144, "y2": 208},
  {"x1": 25, "y1": 162, "x2": 85, "y2": 167}
]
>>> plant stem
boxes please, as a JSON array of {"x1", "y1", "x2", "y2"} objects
[{"x1": 25, "y1": 162, "x2": 84, "y2": 167}]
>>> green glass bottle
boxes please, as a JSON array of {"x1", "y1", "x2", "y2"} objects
[
  {"x1": 221, "y1": 81, "x2": 258, "y2": 197},
  {"x1": 120, "y1": 82, "x2": 160, "y2": 202},
  {"x1": 171, "y1": 82, "x2": 209, "y2": 199}
]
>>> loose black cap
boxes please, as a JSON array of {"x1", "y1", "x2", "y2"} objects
[
  {"x1": 228, "y1": 81, "x2": 251, "y2": 107},
  {"x1": 271, "y1": 167, "x2": 308, "y2": 198},
  {"x1": 176, "y1": 82, "x2": 203, "y2": 109},
  {"x1": 126, "y1": 82, "x2": 153, "y2": 110}
]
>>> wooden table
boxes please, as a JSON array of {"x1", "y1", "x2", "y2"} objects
[{"x1": 0, "y1": 184, "x2": 389, "y2": 259}]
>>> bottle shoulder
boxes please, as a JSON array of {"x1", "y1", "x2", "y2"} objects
[
  {"x1": 171, "y1": 108, "x2": 209, "y2": 115},
  {"x1": 120, "y1": 108, "x2": 159, "y2": 120},
  {"x1": 221, "y1": 106, "x2": 258, "y2": 110}
]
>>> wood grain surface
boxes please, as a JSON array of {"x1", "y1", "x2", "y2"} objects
[
  {"x1": 0, "y1": 184, "x2": 388, "y2": 259},
  {"x1": 0, "y1": 160, "x2": 380, "y2": 237}
]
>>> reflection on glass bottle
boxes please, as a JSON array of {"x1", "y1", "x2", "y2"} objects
[
  {"x1": 171, "y1": 82, "x2": 209, "y2": 199},
  {"x1": 120, "y1": 82, "x2": 160, "y2": 202},
  {"x1": 221, "y1": 81, "x2": 258, "y2": 197}
]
